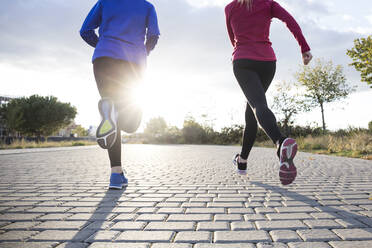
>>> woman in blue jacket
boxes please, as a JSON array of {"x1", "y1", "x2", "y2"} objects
[{"x1": 80, "y1": 0, "x2": 160, "y2": 189}]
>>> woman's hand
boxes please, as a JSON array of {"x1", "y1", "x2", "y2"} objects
[{"x1": 302, "y1": 51, "x2": 313, "y2": 65}]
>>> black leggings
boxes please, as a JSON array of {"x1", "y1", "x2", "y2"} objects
[
  {"x1": 233, "y1": 59, "x2": 284, "y2": 160},
  {"x1": 93, "y1": 57, "x2": 143, "y2": 167}
]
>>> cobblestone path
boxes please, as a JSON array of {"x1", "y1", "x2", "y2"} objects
[{"x1": 0, "y1": 145, "x2": 372, "y2": 248}]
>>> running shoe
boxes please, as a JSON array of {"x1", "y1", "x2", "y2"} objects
[
  {"x1": 233, "y1": 154, "x2": 248, "y2": 175},
  {"x1": 109, "y1": 173, "x2": 128, "y2": 189},
  {"x1": 278, "y1": 138, "x2": 298, "y2": 185},
  {"x1": 96, "y1": 98, "x2": 118, "y2": 149}
]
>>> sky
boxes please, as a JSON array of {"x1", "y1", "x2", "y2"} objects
[{"x1": 0, "y1": 0, "x2": 371, "y2": 131}]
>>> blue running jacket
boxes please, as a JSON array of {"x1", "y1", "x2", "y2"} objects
[{"x1": 80, "y1": 0, "x2": 160, "y2": 66}]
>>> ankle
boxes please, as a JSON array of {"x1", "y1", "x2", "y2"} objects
[
  {"x1": 111, "y1": 166, "x2": 123, "y2": 174},
  {"x1": 238, "y1": 156, "x2": 247, "y2": 163}
]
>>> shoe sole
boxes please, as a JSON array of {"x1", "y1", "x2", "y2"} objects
[
  {"x1": 96, "y1": 99, "x2": 117, "y2": 149},
  {"x1": 233, "y1": 154, "x2": 247, "y2": 176},
  {"x1": 109, "y1": 182, "x2": 128, "y2": 190},
  {"x1": 279, "y1": 138, "x2": 298, "y2": 185}
]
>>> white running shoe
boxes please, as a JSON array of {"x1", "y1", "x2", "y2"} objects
[{"x1": 96, "y1": 98, "x2": 118, "y2": 149}]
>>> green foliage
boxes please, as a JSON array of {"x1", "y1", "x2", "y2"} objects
[
  {"x1": 347, "y1": 35, "x2": 372, "y2": 88},
  {"x1": 296, "y1": 59, "x2": 355, "y2": 132},
  {"x1": 369, "y1": 121, "x2": 372, "y2": 132},
  {"x1": 71, "y1": 125, "x2": 89, "y2": 137},
  {"x1": 1, "y1": 95, "x2": 76, "y2": 138},
  {"x1": 144, "y1": 117, "x2": 167, "y2": 136},
  {"x1": 271, "y1": 82, "x2": 307, "y2": 135},
  {"x1": 182, "y1": 116, "x2": 207, "y2": 144},
  {"x1": 216, "y1": 125, "x2": 244, "y2": 145}
]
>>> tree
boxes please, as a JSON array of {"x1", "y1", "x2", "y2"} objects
[
  {"x1": 1, "y1": 95, "x2": 76, "y2": 141},
  {"x1": 71, "y1": 125, "x2": 89, "y2": 137},
  {"x1": 347, "y1": 35, "x2": 372, "y2": 88},
  {"x1": 144, "y1": 117, "x2": 167, "y2": 137},
  {"x1": 182, "y1": 116, "x2": 207, "y2": 144},
  {"x1": 369, "y1": 121, "x2": 372, "y2": 132},
  {"x1": 296, "y1": 59, "x2": 355, "y2": 132},
  {"x1": 271, "y1": 82, "x2": 307, "y2": 135}
]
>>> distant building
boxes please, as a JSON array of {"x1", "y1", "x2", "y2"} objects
[{"x1": 57, "y1": 122, "x2": 78, "y2": 137}]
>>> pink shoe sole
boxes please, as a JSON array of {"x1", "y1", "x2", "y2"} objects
[{"x1": 279, "y1": 138, "x2": 298, "y2": 185}]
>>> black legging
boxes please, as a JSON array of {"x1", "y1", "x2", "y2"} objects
[
  {"x1": 93, "y1": 57, "x2": 143, "y2": 167},
  {"x1": 233, "y1": 59, "x2": 284, "y2": 160}
]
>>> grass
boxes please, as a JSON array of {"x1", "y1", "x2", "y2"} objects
[
  {"x1": 255, "y1": 132, "x2": 372, "y2": 160},
  {"x1": 0, "y1": 140, "x2": 96, "y2": 150}
]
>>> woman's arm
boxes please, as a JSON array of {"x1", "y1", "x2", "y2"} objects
[
  {"x1": 145, "y1": 4, "x2": 160, "y2": 55},
  {"x1": 271, "y1": 1, "x2": 310, "y2": 54},
  {"x1": 80, "y1": 2, "x2": 102, "y2": 48},
  {"x1": 225, "y1": 7, "x2": 235, "y2": 47}
]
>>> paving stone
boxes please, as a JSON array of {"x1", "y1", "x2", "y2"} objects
[
  {"x1": 136, "y1": 214, "x2": 168, "y2": 221},
  {"x1": 197, "y1": 222, "x2": 229, "y2": 231},
  {"x1": 167, "y1": 214, "x2": 212, "y2": 222},
  {"x1": 55, "y1": 243, "x2": 89, "y2": 248},
  {"x1": 182, "y1": 203, "x2": 206, "y2": 208},
  {"x1": 0, "y1": 213, "x2": 43, "y2": 221},
  {"x1": 0, "y1": 230, "x2": 39, "y2": 241},
  {"x1": 66, "y1": 213, "x2": 117, "y2": 221},
  {"x1": 328, "y1": 240, "x2": 372, "y2": 248},
  {"x1": 256, "y1": 220, "x2": 308, "y2": 230},
  {"x1": 257, "y1": 242, "x2": 288, "y2": 248},
  {"x1": 146, "y1": 222, "x2": 195, "y2": 231},
  {"x1": 37, "y1": 214, "x2": 73, "y2": 221},
  {"x1": 332, "y1": 228, "x2": 372, "y2": 240},
  {"x1": 335, "y1": 218, "x2": 367, "y2": 228},
  {"x1": 215, "y1": 214, "x2": 243, "y2": 222},
  {"x1": 158, "y1": 208, "x2": 185, "y2": 214},
  {"x1": 214, "y1": 230, "x2": 271, "y2": 243},
  {"x1": 186, "y1": 208, "x2": 225, "y2": 214},
  {"x1": 0, "y1": 242, "x2": 58, "y2": 248},
  {"x1": 244, "y1": 214, "x2": 267, "y2": 221},
  {"x1": 115, "y1": 230, "x2": 174, "y2": 242},
  {"x1": 208, "y1": 203, "x2": 244, "y2": 208},
  {"x1": 287, "y1": 242, "x2": 331, "y2": 248},
  {"x1": 152, "y1": 244, "x2": 192, "y2": 248},
  {"x1": 266, "y1": 213, "x2": 312, "y2": 220},
  {"x1": 264, "y1": 202, "x2": 283, "y2": 207},
  {"x1": 85, "y1": 230, "x2": 120, "y2": 242},
  {"x1": 309, "y1": 212, "x2": 342, "y2": 219},
  {"x1": 1, "y1": 221, "x2": 42, "y2": 230},
  {"x1": 303, "y1": 219, "x2": 343, "y2": 229},
  {"x1": 156, "y1": 203, "x2": 181, "y2": 208},
  {"x1": 84, "y1": 221, "x2": 114, "y2": 230},
  {"x1": 110, "y1": 221, "x2": 147, "y2": 230},
  {"x1": 174, "y1": 231, "x2": 211, "y2": 243},
  {"x1": 356, "y1": 217, "x2": 372, "y2": 227},
  {"x1": 255, "y1": 207, "x2": 277, "y2": 214},
  {"x1": 296, "y1": 229, "x2": 340, "y2": 242},
  {"x1": 270, "y1": 230, "x2": 302, "y2": 242},
  {"x1": 195, "y1": 244, "x2": 255, "y2": 248},
  {"x1": 111, "y1": 214, "x2": 137, "y2": 221},
  {"x1": 275, "y1": 207, "x2": 316, "y2": 213},
  {"x1": 30, "y1": 230, "x2": 95, "y2": 242},
  {"x1": 27, "y1": 207, "x2": 71, "y2": 213},
  {"x1": 227, "y1": 208, "x2": 254, "y2": 214},
  {"x1": 231, "y1": 221, "x2": 255, "y2": 231},
  {"x1": 33, "y1": 221, "x2": 88, "y2": 231},
  {"x1": 88, "y1": 243, "x2": 149, "y2": 248}
]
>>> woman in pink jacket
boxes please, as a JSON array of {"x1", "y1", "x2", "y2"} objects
[{"x1": 225, "y1": 0, "x2": 312, "y2": 185}]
